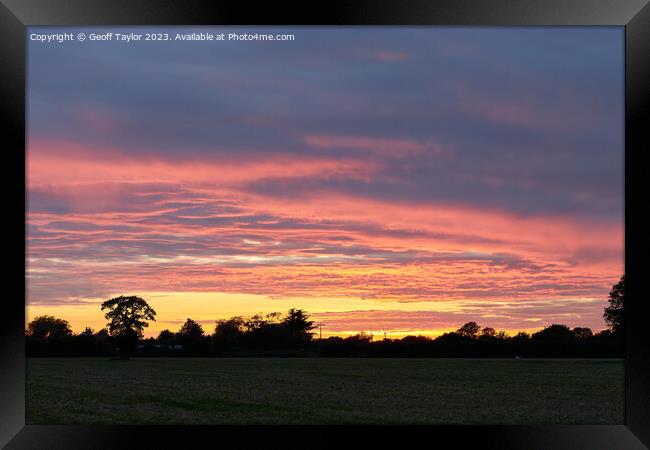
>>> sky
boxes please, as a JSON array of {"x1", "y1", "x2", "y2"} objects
[{"x1": 26, "y1": 27, "x2": 624, "y2": 338}]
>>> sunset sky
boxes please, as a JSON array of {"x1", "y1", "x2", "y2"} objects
[{"x1": 27, "y1": 27, "x2": 623, "y2": 338}]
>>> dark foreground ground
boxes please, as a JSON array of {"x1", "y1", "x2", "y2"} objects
[{"x1": 27, "y1": 358, "x2": 624, "y2": 424}]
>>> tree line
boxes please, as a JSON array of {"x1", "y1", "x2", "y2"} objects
[{"x1": 25, "y1": 275, "x2": 625, "y2": 358}]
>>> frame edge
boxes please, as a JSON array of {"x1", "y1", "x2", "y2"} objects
[
  {"x1": 625, "y1": 1, "x2": 650, "y2": 446},
  {"x1": 0, "y1": 0, "x2": 26, "y2": 448}
]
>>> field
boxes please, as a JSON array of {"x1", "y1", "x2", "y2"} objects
[{"x1": 27, "y1": 358, "x2": 624, "y2": 424}]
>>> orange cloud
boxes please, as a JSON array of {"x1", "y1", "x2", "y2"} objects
[{"x1": 26, "y1": 138, "x2": 622, "y2": 335}]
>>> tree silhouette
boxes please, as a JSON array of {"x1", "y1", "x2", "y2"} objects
[
  {"x1": 24, "y1": 301, "x2": 627, "y2": 358},
  {"x1": 513, "y1": 331, "x2": 530, "y2": 340},
  {"x1": 495, "y1": 331, "x2": 508, "y2": 339},
  {"x1": 349, "y1": 331, "x2": 373, "y2": 343},
  {"x1": 572, "y1": 327, "x2": 593, "y2": 339},
  {"x1": 604, "y1": 275, "x2": 625, "y2": 334},
  {"x1": 457, "y1": 321, "x2": 481, "y2": 338},
  {"x1": 26, "y1": 315, "x2": 72, "y2": 340},
  {"x1": 283, "y1": 308, "x2": 316, "y2": 343},
  {"x1": 101, "y1": 296, "x2": 156, "y2": 356},
  {"x1": 531, "y1": 324, "x2": 574, "y2": 341},
  {"x1": 481, "y1": 327, "x2": 496, "y2": 337},
  {"x1": 178, "y1": 318, "x2": 204, "y2": 337},
  {"x1": 101, "y1": 296, "x2": 157, "y2": 337},
  {"x1": 245, "y1": 312, "x2": 281, "y2": 332},
  {"x1": 95, "y1": 328, "x2": 110, "y2": 339},
  {"x1": 157, "y1": 329, "x2": 175, "y2": 340},
  {"x1": 214, "y1": 316, "x2": 246, "y2": 348},
  {"x1": 176, "y1": 318, "x2": 207, "y2": 354}
]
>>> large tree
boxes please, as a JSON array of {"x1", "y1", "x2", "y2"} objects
[
  {"x1": 26, "y1": 315, "x2": 72, "y2": 340},
  {"x1": 177, "y1": 318, "x2": 207, "y2": 354},
  {"x1": 101, "y1": 295, "x2": 157, "y2": 337},
  {"x1": 604, "y1": 275, "x2": 625, "y2": 334},
  {"x1": 531, "y1": 324, "x2": 575, "y2": 341},
  {"x1": 101, "y1": 296, "x2": 156, "y2": 356},
  {"x1": 481, "y1": 327, "x2": 496, "y2": 337},
  {"x1": 572, "y1": 327, "x2": 593, "y2": 339},
  {"x1": 213, "y1": 316, "x2": 246, "y2": 350},
  {"x1": 457, "y1": 321, "x2": 481, "y2": 338},
  {"x1": 157, "y1": 329, "x2": 175, "y2": 341},
  {"x1": 178, "y1": 318, "x2": 204, "y2": 337},
  {"x1": 283, "y1": 308, "x2": 315, "y2": 343}
]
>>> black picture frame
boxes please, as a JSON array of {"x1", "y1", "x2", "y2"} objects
[{"x1": 1, "y1": 0, "x2": 648, "y2": 448}]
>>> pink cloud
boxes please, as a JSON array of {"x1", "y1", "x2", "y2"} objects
[
  {"x1": 373, "y1": 51, "x2": 409, "y2": 62},
  {"x1": 302, "y1": 134, "x2": 448, "y2": 157},
  {"x1": 27, "y1": 139, "x2": 380, "y2": 187},
  {"x1": 447, "y1": 79, "x2": 605, "y2": 131}
]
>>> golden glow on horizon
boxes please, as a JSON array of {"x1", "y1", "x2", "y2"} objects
[{"x1": 26, "y1": 291, "x2": 605, "y2": 339}]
